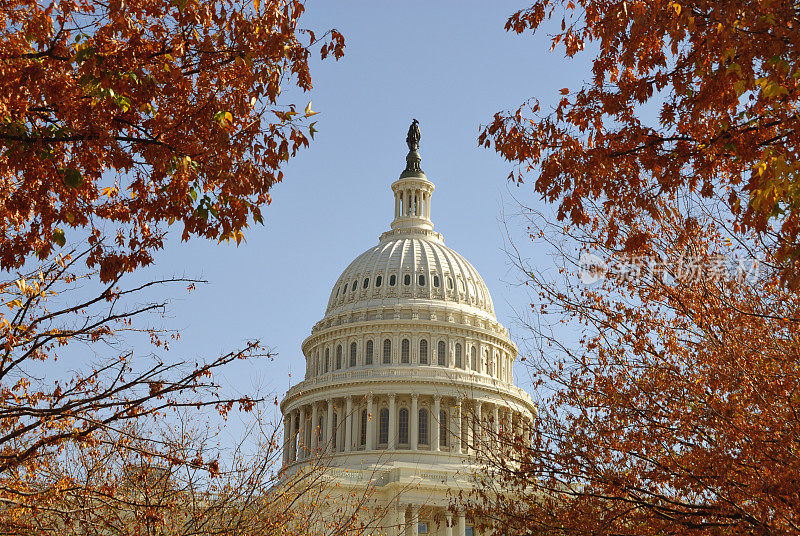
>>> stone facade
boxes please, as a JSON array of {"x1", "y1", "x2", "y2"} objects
[{"x1": 280, "y1": 140, "x2": 536, "y2": 536}]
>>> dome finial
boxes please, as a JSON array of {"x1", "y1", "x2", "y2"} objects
[{"x1": 402, "y1": 119, "x2": 424, "y2": 178}]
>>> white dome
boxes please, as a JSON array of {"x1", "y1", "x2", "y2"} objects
[{"x1": 325, "y1": 232, "x2": 495, "y2": 318}]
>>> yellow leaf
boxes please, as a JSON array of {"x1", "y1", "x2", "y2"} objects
[
  {"x1": 672, "y1": 2, "x2": 681, "y2": 15},
  {"x1": 253, "y1": 0, "x2": 259, "y2": 12},
  {"x1": 224, "y1": 111, "x2": 233, "y2": 125}
]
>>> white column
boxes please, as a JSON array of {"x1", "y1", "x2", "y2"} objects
[
  {"x1": 424, "y1": 191, "x2": 429, "y2": 219},
  {"x1": 311, "y1": 402, "x2": 319, "y2": 454},
  {"x1": 474, "y1": 400, "x2": 482, "y2": 452},
  {"x1": 397, "y1": 504, "x2": 406, "y2": 536},
  {"x1": 282, "y1": 414, "x2": 289, "y2": 465},
  {"x1": 454, "y1": 399, "x2": 462, "y2": 454},
  {"x1": 345, "y1": 396, "x2": 353, "y2": 452},
  {"x1": 432, "y1": 395, "x2": 441, "y2": 452},
  {"x1": 287, "y1": 411, "x2": 295, "y2": 462},
  {"x1": 457, "y1": 511, "x2": 466, "y2": 536},
  {"x1": 298, "y1": 407, "x2": 307, "y2": 460},
  {"x1": 366, "y1": 393, "x2": 375, "y2": 450},
  {"x1": 410, "y1": 393, "x2": 419, "y2": 450},
  {"x1": 388, "y1": 393, "x2": 397, "y2": 450},
  {"x1": 464, "y1": 403, "x2": 473, "y2": 454},
  {"x1": 326, "y1": 399, "x2": 334, "y2": 451},
  {"x1": 445, "y1": 512, "x2": 454, "y2": 536},
  {"x1": 409, "y1": 504, "x2": 419, "y2": 536},
  {"x1": 493, "y1": 404, "x2": 500, "y2": 448}
]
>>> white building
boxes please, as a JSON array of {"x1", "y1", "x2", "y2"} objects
[{"x1": 280, "y1": 128, "x2": 536, "y2": 536}]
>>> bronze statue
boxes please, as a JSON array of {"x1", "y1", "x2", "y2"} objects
[{"x1": 406, "y1": 119, "x2": 421, "y2": 151}]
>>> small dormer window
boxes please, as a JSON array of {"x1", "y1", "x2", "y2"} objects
[
  {"x1": 363, "y1": 278, "x2": 369, "y2": 289},
  {"x1": 447, "y1": 277, "x2": 454, "y2": 290},
  {"x1": 418, "y1": 274, "x2": 425, "y2": 286},
  {"x1": 389, "y1": 275, "x2": 396, "y2": 286},
  {"x1": 433, "y1": 275, "x2": 440, "y2": 288},
  {"x1": 342, "y1": 284, "x2": 347, "y2": 295},
  {"x1": 376, "y1": 275, "x2": 383, "y2": 287},
  {"x1": 351, "y1": 280, "x2": 357, "y2": 292},
  {"x1": 403, "y1": 274, "x2": 411, "y2": 286}
]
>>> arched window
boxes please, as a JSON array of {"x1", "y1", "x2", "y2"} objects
[
  {"x1": 351, "y1": 280, "x2": 357, "y2": 292},
  {"x1": 438, "y1": 341, "x2": 446, "y2": 366},
  {"x1": 419, "y1": 340, "x2": 428, "y2": 364},
  {"x1": 366, "y1": 340, "x2": 374, "y2": 365},
  {"x1": 401, "y1": 339, "x2": 410, "y2": 363},
  {"x1": 439, "y1": 410, "x2": 447, "y2": 446},
  {"x1": 455, "y1": 343, "x2": 462, "y2": 368},
  {"x1": 350, "y1": 342, "x2": 357, "y2": 367},
  {"x1": 379, "y1": 408, "x2": 389, "y2": 444},
  {"x1": 336, "y1": 345, "x2": 342, "y2": 369},
  {"x1": 363, "y1": 278, "x2": 369, "y2": 289},
  {"x1": 418, "y1": 409, "x2": 429, "y2": 445},
  {"x1": 471, "y1": 346, "x2": 477, "y2": 371},
  {"x1": 315, "y1": 352, "x2": 319, "y2": 375},
  {"x1": 383, "y1": 339, "x2": 392, "y2": 364},
  {"x1": 325, "y1": 348, "x2": 330, "y2": 373},
  {"x1": 389, "y1": 274, "x2": 396, "y2": 286},
  {"x1": 360, "y1": 409, "x2": 367, "y2": 447},
  {"x1": 404, "y1": 274, "x2": 411, "y2": 286},
  {"x1": 418, "y1": 274, "x2": 425, "y2": 286},
  {"x1": 398, "y1": 408, "x2": 409, "y2": 444},
  {"x1": 342, "y1": 284, "x2": 347, "y2": 295},
  {"x1": 433, "y1": 275, "x2": 440, "y2": 288},
  {"x1": 318, "y1": 416, "x2": 324, "y2": 444},
  {"x1": 447, "y1": 277, "x2": 454, "y2": 290},
  {"x1": 332, "y1": 412, "x2": 338, "y2": 450},
  {"x1": 487, "y1": 350, "x2": 493, "y2": 377}
]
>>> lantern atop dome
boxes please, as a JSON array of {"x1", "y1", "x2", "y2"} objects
[{"x1": 391, "y1": 120, "x2": 435, "y2": 232}]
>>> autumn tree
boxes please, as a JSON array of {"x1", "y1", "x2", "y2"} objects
[
  {"x1": 481, "y1": 0, "x2": 800, "y2": 285},
  {"x1": 470, "y1": 1, "x2": 800, "y2": 536},
  {"x1": 0, "y1": 0, "x2": 343, "y2": 531}
]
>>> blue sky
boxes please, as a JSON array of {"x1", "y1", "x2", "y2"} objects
[{"x1": 143, "y1": 0, "x2": 593, "y2": 437}]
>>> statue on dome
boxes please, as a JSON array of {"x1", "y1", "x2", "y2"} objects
[{"x1": 406, "y1": 119, "x2": 421, "y2": 151}]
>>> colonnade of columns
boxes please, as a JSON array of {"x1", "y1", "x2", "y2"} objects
[
  {"x1": 283, "y1": 392, "x2": 532, "y2": 465},
  {"x1": 394, "y1": 187, "x2": 432, "y2": 221},
  {"x1": 386, "y1": 504, "x2": 471, "y2": 536}
]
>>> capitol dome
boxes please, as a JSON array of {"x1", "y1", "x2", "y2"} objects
[
  {"x1": 325, "y1": 229, "x2": 495, "y2": 319},
  {"x1": 280, "y1": 124, "x2": 536, "y2": 536}
]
